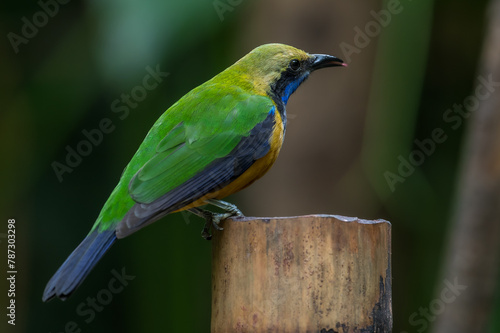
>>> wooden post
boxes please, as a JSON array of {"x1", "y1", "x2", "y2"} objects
[{"x1": 211, "y1": 215, "x2": 392, "y2": 333}]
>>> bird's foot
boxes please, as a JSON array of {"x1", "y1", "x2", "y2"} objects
[
  {"x1": 200, "y1": 211, "x2": 233, "y2": 240},
  {"x1": 189, "y1": 201, "x2": 244, "y2": 240}
]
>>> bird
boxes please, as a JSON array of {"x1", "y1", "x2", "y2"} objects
[{"x1": 42, "y1": 43, "x2": 345, "y2": 301}]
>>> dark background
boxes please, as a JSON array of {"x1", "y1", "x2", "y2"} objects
[{"x1": 1, "y1": 0, "x2": 498, "y2": 332}]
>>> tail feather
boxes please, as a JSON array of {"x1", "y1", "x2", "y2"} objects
[{"x1": 42, "y1": 228, "x2": 117, "y2": 302}]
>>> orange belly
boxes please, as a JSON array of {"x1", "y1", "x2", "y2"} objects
[{"x1": 177, "y1": 111, "x2": 285, "y2": 212}]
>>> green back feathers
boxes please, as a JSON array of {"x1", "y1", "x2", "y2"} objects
[{"x1": 128, "y1": 85, "x2": 272, "y2": 204}]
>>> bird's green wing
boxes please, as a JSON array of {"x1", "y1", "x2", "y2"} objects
[{"x1": 116, "y1": 84, "x2": 276, "y2": 237}]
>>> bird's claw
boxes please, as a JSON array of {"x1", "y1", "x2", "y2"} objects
[
  {"x1": 201, "y1": 224, "x2": 212, "y2": 240},
  {"x1": 201, "y1": 212, "x2": 234, "y2": 240},
  {"x1": 189, "y1": 202, "x2": 244, "y2": 240}
]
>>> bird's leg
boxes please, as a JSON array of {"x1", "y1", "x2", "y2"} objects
[
  {"x1": 188, "y1": 207, "x2": 232, "y2": 240},
  {"x1": 206, "y1": 199, "x2": 244, "y2": 217}
]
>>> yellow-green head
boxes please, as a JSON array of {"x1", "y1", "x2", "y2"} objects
[{"x1": 216, "y1": 43, "x2": 345, "y2": 104}]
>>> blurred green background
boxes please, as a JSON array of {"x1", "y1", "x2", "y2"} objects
[{"x1": 1, "y1": 0, "x2": 498, "y2": 332}]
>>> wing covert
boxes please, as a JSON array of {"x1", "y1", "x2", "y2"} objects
[{"x1": 127, "y1": 87, "x2": 275, "y2": 206}]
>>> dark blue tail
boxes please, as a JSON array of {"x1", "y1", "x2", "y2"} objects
[{"x1": 42, "y1": 228, "x2": 117, "y2": 301}]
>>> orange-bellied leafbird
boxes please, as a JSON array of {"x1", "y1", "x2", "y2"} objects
[{"x1": 42, "y1": 43, "x2": 345, "y2": 301}]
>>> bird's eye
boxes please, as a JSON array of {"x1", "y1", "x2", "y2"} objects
[{"x1": 289, "y1": 59, "x2": 301, "y2": 71}]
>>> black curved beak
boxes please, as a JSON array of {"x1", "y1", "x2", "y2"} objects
[{"x1": 311, "y1": 54, "x2": 346, "y2": 70}]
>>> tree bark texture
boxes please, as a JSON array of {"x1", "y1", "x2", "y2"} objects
[{"x1": 211, "y1": 215, "x2": 392, "y2": 333}]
